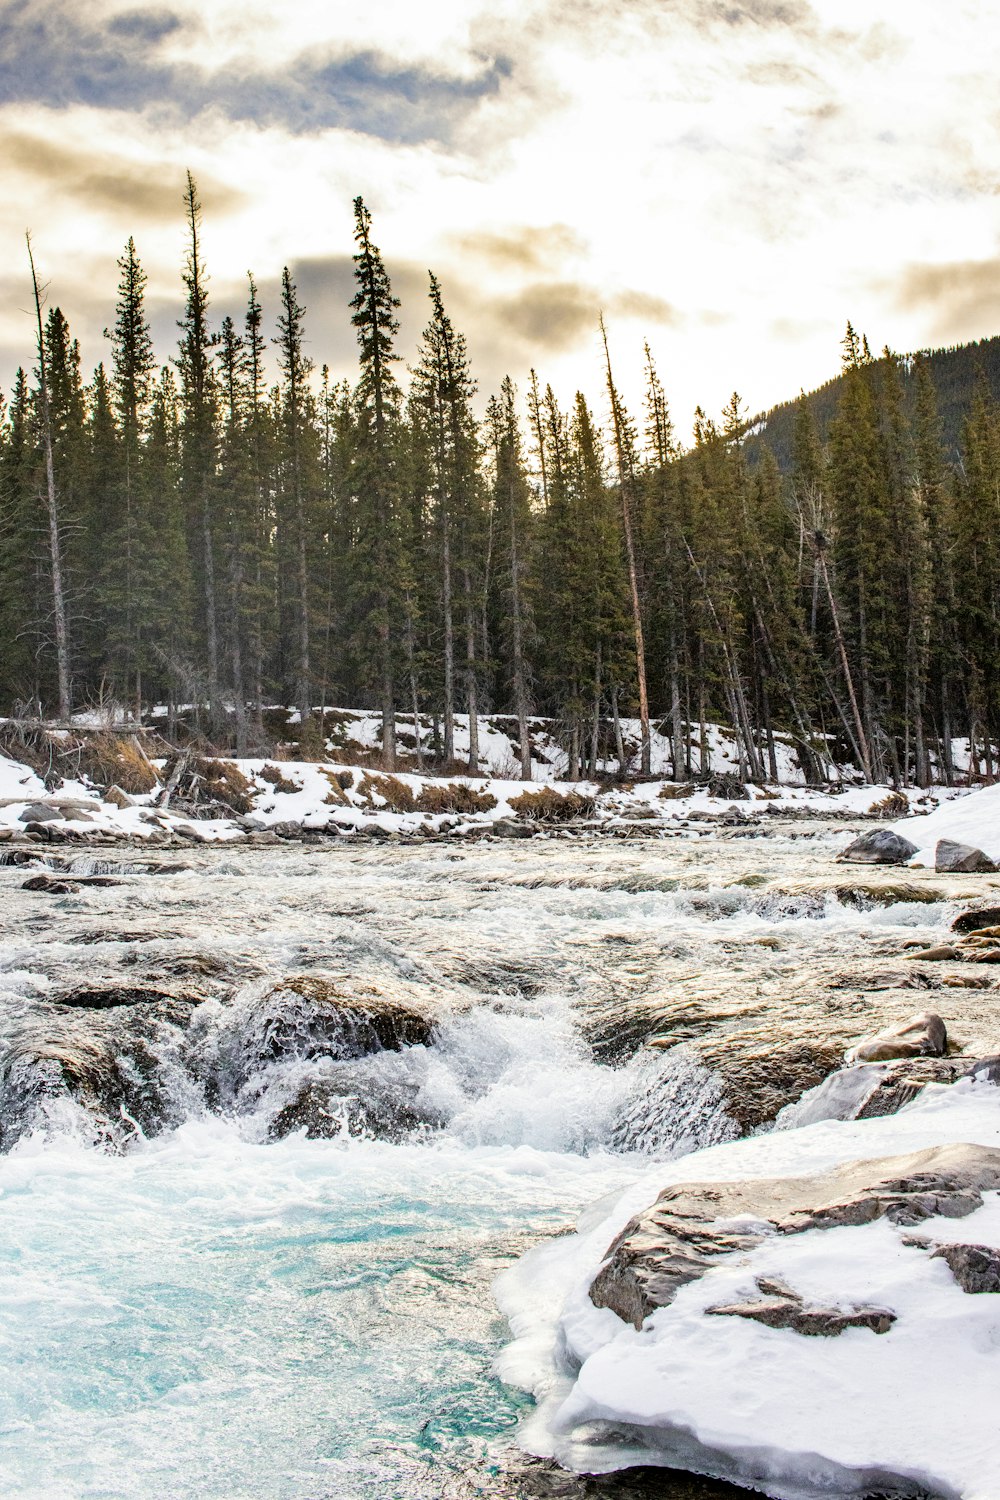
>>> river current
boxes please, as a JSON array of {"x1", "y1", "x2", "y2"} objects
[{"x1": 0, "y1": 826, "x2": 981, "y2": 1498}]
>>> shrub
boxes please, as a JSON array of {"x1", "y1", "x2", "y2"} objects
[
  {"x1": 869, "y1": 790, "x2": 909, "y2": 818},
  {"x1": 658, "y1": 782, "x2": 696, "y2": 800},
  {"x1": 357, "y1": 773, "x2": 417, "y2": 813},
  {"x1": 415, "y1": 782, "x2": 498, "y2": 815},
  {"x1": 508, "y1": 787, "x2": 596, "y2": 822}
]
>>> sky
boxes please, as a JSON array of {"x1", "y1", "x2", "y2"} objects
[{"x1": 3, "y1": 0, "x2": 1000, "y2": 433}]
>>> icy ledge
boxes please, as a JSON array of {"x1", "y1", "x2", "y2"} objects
[{"x1": 495, "y1": 1079, "x2": 1000, "y2": 1500}]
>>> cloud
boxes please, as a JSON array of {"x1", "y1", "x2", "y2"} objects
[
  {"x1": 892, "y1": 257, "x2": 1000, "y2": 342},
  {"x1": 0, "y1": 127, "x2": 245, "y2": 222},
  {"x1": 452, "y1": 224, "x2": 587, "y2": 275},
  {"x1": 0, "y1": 0, "x2": 510, "y2": 145}
]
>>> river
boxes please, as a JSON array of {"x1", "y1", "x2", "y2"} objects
[{"x1": 0, "y1": 825, "x2": 981, "y2": 1498}]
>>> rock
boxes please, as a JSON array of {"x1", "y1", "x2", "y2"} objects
[
  {"x1": 845, "y1": 1009, "x2": 947, "y2": 1064},
  {"x1": 492, "y1": 819, "x2": 533, "y2": 839},
  {"x1": 270, "y1": 820, "x2": 303, "y2": 839},
  {"x1": 853, "y1": 1056, "x2": 972, "y2": 1119},
  {"x1": 839, "y1": 828, "x2": 918, "y2": 865},
  {"x1": 931, "y1": 1241, "x2": 1000, "y2": 1294},
  {"x1": 0, "y1": 997, "x2": 196, "y2": 1150},
  {"x1": 21, "y1": 873, "x2": 122, "y2": 893},
  {"x1": 904, "y1": 944, "x2": 962, "y2": 962},
  {"x1": 970, "y1": 1054, "x2": 1000, "y2": 1085},
  {"x1": 935, "y1": 838, "x2": 998, "y2": 874},
  {"x1": 52, "y1": 985, "x2": 193, "y2": 1010},
  {"x1": 269, "y1": 1069, "x2": 438, "y2": 1143},
  {"x1": 102, "y1": 786, "x2": 134, "y2": 809},
  {"x1": 952, "y1": 905, "x2": 1000, "y2": 935},
  {"x1": 589, "y1": 1142, "x2": 1000, "y2": 1329},
  {"x1": 706, "y1": 1278, "x2": 895, "y2": 1336},
  {"x1": 17, "y1": 803, "x2": 62, "y2": 823}
]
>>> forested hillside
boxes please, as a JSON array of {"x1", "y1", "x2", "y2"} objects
[
  {"x1": 745, "y1": 334, "x2": 1000, "y2": 470},
  {"x1": 3, "y1": 176, "x2": 1000, "y2": 788}
]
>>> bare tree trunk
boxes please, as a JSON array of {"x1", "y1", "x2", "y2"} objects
[
  {"x1": 611, "y1": 686, "x2": 627, "y2": 778},
  {"x1": 817, "y1": 551, "x2": 873, "y2": 782},
  {"x1": 463, "y1": 565, "x2": 479, "y2": 775},
  {"x1": 27, "y1": 234, "x2": 71, "y2": 721},
  {"x1": 442, "y1": 509, "x2": 454, "y2": 763}
]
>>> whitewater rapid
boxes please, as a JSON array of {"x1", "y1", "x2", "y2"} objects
[{"x1": 0, "y1": 829, "x2": 981, "y2": 1497}]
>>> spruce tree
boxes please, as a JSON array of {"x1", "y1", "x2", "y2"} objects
[{"x1": 350, "y1": 197, "x2": 403, "y2": 768}]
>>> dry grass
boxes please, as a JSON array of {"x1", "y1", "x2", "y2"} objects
[
  {"x1": 658, "y1": 782, "x2": 696, "y2": 800},
  {"x1": 508, "y1": 787, "x2": 597, "y2": 822},
  {"x1": 258, "y1": 763, "x2": 300, "y2": 795},
  {"x1": 869, "y1": 790, "x2": 910, "y2": 818},
  {"x1": 188, "y1": 757, "x2": 253, "y2": 813},
  {"x1": 318, "y1": 768, "x2": 348, "y2": 806},
  {"x1": 415, "y1": 783, "x2": 498, "y2": 816},
  {"x1": 357, "y1": 773, "x2": 417, "y2": 813},
  {"x1": 77, "y1": 733, "x2": 159, "y2": 795}
]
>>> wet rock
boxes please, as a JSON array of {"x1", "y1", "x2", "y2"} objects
[
  {"x1": 853, "y1": 1056, "x2": 971, "y2": 1119},
  {"x1": 706, "y1": 1278, "x2": 895, "y2": 1336},
  {"x1": 970, "y1": 1054, "x2": 1000, "y2": 1085},
  {"x1": 214, "y1": 975, "x2": 439, "y2": 1097},
  {"x1": 846, "y1": 1010, "x2": 947, "y2": 1064},
  {"x1": 0, "y1": 999, "x2": 194, "y2": 1150},
  {"x1": 839, "y1": 828, "x2": 918, "y2": 865},
  {"x1": 935, "y1": 838, "x2": 998, "y2": 874},
  {"x1": 269, "y1": 1069, "x2": 436, "y2": 1143},
  {"x1": 930, "y1": 1241, "x2": 1000, "y2": 1294},
  {"x1": 52, "y1": 985, "x2": 196, "y2": 1010},
  {"x1": 905, "y1": 944, "x2": 962, "y2": 962},
  {"x1": 952, "y1": 905, "x2": 1000, "y2": 935},
  {"x1": 590, "y1": 1142, "x2": 1000, "y2": 1329},
  {"x1": 700, "y1": 1036, "x2": 847, "y2": 1132},
  {"x1": 22, "y1": 872, "x2": 122, "y2": 893}
]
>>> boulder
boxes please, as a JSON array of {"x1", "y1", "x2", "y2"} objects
[
  {"x1": 22, "y1": 872, "x2": 121, "y2": 893},
  {"x1": 854, "y1": 1055, "x2": 971, "y2": 1119},
  {"x1": 589, "y1": 1141, "x2": 1000, "y2": 1329},
  {"x1": 839, "y1": 828, "x2": 918, "y2": 866},
  {"x1": 706, "y1": 1277, "x2": 895, "y2": 1336},
  {"x1": 845, "y1": 1009, "x2": 947, "y2": 1064},
  {"x1": 904, "y1": 944, "x2": 962, "y2": 962},
  {"x1": 935, "y1": 838, "x2": 998, "y2": 874},
  {"x1": 17, "y1": 803, "x2": 63, "y2": 823},
  {"x1": 952, "y1": 905, "x2": 1000, "y2": 935},
  {"x1": 930, "y1": 1241, "x2": 1000, "y2": 1294}
]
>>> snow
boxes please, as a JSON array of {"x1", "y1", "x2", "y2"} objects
[
  {"x1": 495, "y1": 1079, "x2": 1000, "y2": 1500},
  {"x1": 892, "y1": 780, "x2": 1000, "y2": 866}
]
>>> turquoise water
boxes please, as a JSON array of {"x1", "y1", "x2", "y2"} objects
[{"x1": 0, "y1": 1122, "x2": 641, "y2": 1498}]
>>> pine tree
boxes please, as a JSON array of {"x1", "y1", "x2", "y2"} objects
[
  {"x1": 350, "y1": 197, "x2": 403, "y2": 768},
  {"x1": 487, "y1": 378, "x2": 534, "y2": 779}
]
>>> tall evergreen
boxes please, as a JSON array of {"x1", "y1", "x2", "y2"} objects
[{"x1": 350, "y1": 197, "x2": 403, "y2": 768}]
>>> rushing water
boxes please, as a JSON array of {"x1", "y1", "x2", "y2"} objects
[{"x1": 0, "y1": 827, "x2": 982, "y2": 1498}]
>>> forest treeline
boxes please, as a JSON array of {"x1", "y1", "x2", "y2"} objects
[{"x1": 2, "y1": 175, "x2": 1000, "y2": 786}]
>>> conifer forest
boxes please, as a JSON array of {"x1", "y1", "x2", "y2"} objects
[{"x1": 4, "y1": 176, "x2": 1000, "y2": 789}]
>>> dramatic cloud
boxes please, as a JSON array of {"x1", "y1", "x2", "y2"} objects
[{"x1": 2, "y1": 0, "x2": 1000, "y2": 423}]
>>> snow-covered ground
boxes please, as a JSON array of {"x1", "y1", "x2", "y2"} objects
[
  {"x1": 0, "y1": 745, "x2": 969, "y2": 845},
  {"x1": 893, "y1": 781, "x2": 1000, "y2": 866},
  {"x1": 496, "y1": 1078, "x2": 1000, "y2": 1500}
]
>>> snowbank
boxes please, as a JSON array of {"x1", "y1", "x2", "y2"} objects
[
  {"x1": 892, "y1": 780, "x2": 1000, "y2": 867},
  {"x1": 495, "y1": 1080, "x2": 1000, "y2": 1500}
]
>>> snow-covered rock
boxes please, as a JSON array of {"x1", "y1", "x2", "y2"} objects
[
  {"x1": 495, "y1": 1079, "x2": 1000, "y2": 1500},
  {"x1": 893, "y1": 782, "x2": 1000, "y2": 868}
]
